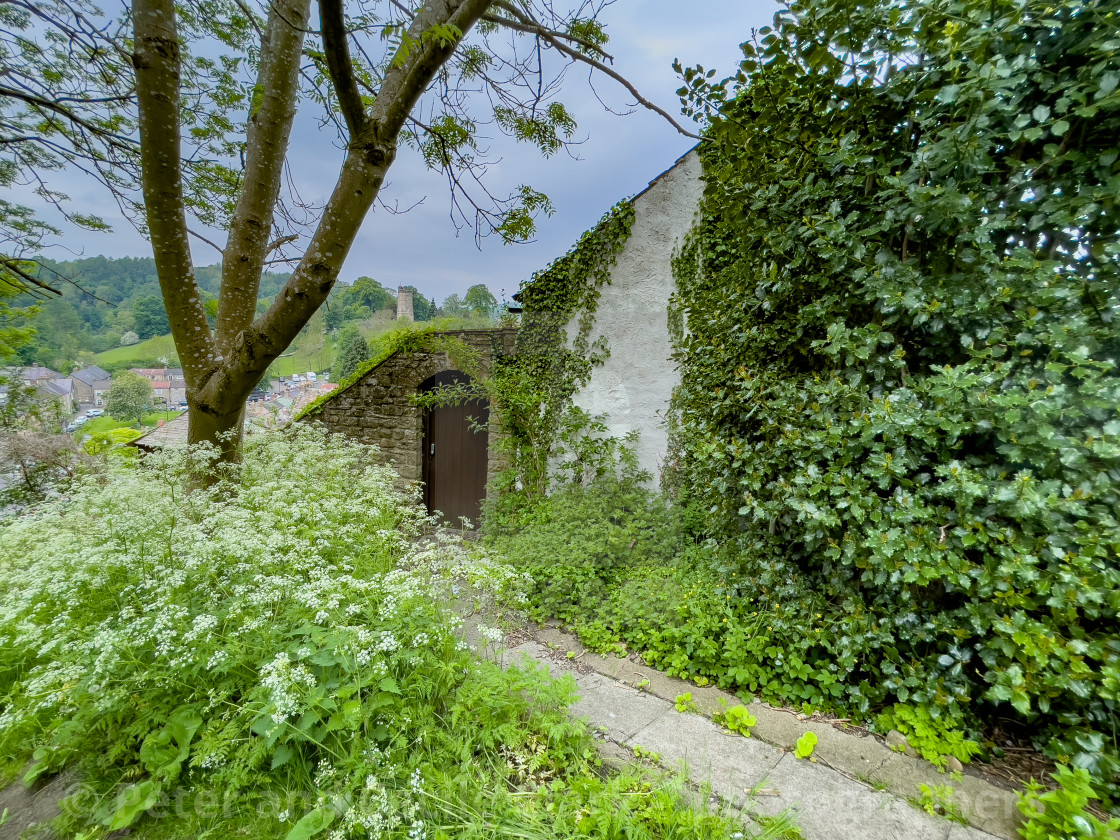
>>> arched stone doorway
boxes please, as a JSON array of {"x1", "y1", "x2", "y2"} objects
[{"x1": 419, "y1": 370, "x2": 490, "y2": 525}]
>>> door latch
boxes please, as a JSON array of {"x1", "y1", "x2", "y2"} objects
[{"x1": 430, "y1": 443, "x2": 435, "y2": 456}]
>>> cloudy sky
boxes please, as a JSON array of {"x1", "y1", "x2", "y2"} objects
[{"x1": 45, "y1": 0, "x2": 779, "y2": 306}]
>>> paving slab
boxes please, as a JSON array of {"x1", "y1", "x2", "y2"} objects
[
  {"x1": 627, "y1": 706, "x2": 786, "y2": 793},
  {"x1": 864, "y1": 751, "x2": 1023, "y2": 837},
  {"x1": 567, "y1": 670, "x2": 672, "y2": 741},
  {"x1": 508, "y1": 626, "x2": 1018, "y2": 840},
  {"x1": 754, "y1": 753, "x2": 958, "y2": 840},
  {"x1": 504, "y1": 642, "x2": 673, "y2": 741}
]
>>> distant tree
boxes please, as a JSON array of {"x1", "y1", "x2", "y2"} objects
[
  {"x1": 120, "y1": 331, "x2": 140, "y2": 346},
  {"x1": 131, "y1": 296, "x2": 170, "y2": 339},
  {"x1": 106, "y1": 372, "x2": 153, "y2": 426},
  {"x1": 464, "y1": 284, "x2": 498, "y2": 319},
  {"x1": 440, "y1": 294, "x2": 467, "y2": 317},
  {"x1": 0, "y1": 285, "x2": 37, "y2": 359},
  {"x1": 331, "y1": 326, "x2": 371, "y2": 382},
  {"x1": 323, "y1": 286, "x2": 348, "y2": 331},
  {"x1": 0, "y1": 303, "x2": 81, "y2": 507},
  {"x1": 36, "y1": 297, "x2": 83, "y2": 365},
  {"x1": 345, "y1": 277, "x2": 394, "y2": 314}
]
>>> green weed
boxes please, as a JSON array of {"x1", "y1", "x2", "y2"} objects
[
  {"x1": 1018, "y1": 766, "x2": 1120, "y2": 839},
  {"x1": 915, "y1": 784, "x2": 965, "y2": 824},
  {"x1": 793, "y1": 733, "x2": 817, "y2": 760},
  {"x1": 675, "y1": 693, "x2": 698, "y2": 714},
  {"x1": 714, "y1": 703, "x2": 758, "y2": 738}
]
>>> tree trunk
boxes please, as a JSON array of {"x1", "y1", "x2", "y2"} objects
[
  {"x1": 131, "y1": 0, "x2": 501, "y2": 471},
  {"x1": 187, "y1": 400, "x2": 245, "y2": 463}
]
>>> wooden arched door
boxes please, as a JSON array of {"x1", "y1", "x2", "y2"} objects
[{"x1": 420, "y1": 371, "x2": 490, "y2": 525}]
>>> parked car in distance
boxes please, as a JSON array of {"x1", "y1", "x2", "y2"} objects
[
  {"x1": 85, "y1": 408, "x2": 104, "y2": 417},
  {"x1": 74, "y1": 416, "x2": 88, "y2": 426},
  {"x1": 64, "y1": 422, "x2": 79, "y2": 433}
]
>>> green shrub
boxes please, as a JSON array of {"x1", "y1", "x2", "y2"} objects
[
  {"x1": 1019, "y1": 766, "x2": 1120, "y2": 839},
  {"x1": 669, "y1": 0, "x2": 1120, "y2": 803},
  {"x1": 485, "y1": 467, "x2": 686, "y2": 632}
]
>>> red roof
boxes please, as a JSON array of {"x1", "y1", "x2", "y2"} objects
[{"x1": 152, "y1": 380, "x2": 171, "y2": 388}]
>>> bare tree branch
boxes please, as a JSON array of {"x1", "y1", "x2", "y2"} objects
[
  {"x1": 487, "y1": 0, "x2": 700, "y2": 139},
  {"x1": 318, "y1": 0, "x2": 367, "y2": 137}
]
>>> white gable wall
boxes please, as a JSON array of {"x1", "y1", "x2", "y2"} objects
[{"x1": 568, "y1": 149, "x2": 703, "y2": 484}]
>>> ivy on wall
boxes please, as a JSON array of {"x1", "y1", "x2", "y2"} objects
[
  {"x1": 498, "y1": 200, "x2": 636, "y2": 497},
  {"x1": 669, "y1": 0, "x2": 1120, "y2": 804},
  {"x1": 421, "y1": 201, "x2": 637, "y2": 505}
]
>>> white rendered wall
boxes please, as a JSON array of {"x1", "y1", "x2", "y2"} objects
[{"x1": 569, "y1": 149, "x2": 703, "y2": 485}]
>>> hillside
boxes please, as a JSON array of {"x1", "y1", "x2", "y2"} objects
[
  {"x1": 16, "y1": 257, "x2": 293, "y2": 369},
  {"x1": 16, "y1": 256, "x2": 438, "y2": 373}
]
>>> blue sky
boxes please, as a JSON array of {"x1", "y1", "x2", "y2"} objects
[{"x1": 46, "y1": 0, "x2": 778, "y2": 305}]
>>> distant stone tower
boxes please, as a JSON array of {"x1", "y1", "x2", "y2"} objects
[{"x1": 396, "y1": 286, "x2": 414, "y2": 321}]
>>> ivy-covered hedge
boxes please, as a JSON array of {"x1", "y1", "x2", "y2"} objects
[{"x1": 670, "y1": 0, "x2": 1120, "y2": 801}]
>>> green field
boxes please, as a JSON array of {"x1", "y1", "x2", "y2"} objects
[
  {"x1": 95, "y1": 334, "x2": 337, "y2": 378},
  {"x1": 94, "y1": 335, "x2": 179, "y2": 368},
  {"x1": 75, "y1": 410, "x2": 183, "y2": 439},
  {"x1": 268, "y1": 344, "x2": 337, "y2": 377}
]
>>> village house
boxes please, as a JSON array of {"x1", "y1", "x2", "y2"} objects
[
  {"x1": 37, "y1": 378, "x2": 75, "y2": 414},
  {"x1": 131, "y1": 367, "x2": 185, "y2": 383},
  {"x1": 18, "y1": 366, "x2": 62, "y2": 387},
  {"x1": 149, "y1": 379, "x2": 187, "y2": 406},
  {"x1": 71, "y1": 365, "x2": 112, "y2": 406},
  {"x1": 130, "y1": 368, "x2": 187, "y2": 405}
]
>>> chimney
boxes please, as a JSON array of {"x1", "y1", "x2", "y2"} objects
[{"x1": 396, "y1": 285, "x2": 414, "y2": 321}]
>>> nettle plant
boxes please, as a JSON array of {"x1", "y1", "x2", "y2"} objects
[{"x1": 670, "y1": 0, "x2": 1120, "y2": 806}]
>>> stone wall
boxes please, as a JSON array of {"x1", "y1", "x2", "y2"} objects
[{"x1": 310, "y1": 328, "x2": 517, "y2": 495}]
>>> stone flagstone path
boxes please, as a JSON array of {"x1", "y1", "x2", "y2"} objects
[{"x1": 482, "y1": 621, "x2": 1024, "y2": 840}]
